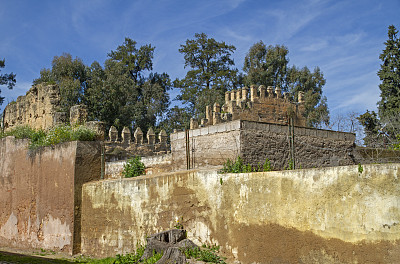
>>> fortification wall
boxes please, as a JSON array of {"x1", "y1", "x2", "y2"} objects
[
  {"x1": 0, "y1": 137, "x2": 101, "y2": 254},
  {"x1": 81, "y1": 164, "x2": 400, "y2": 263},
  {"x1": 190, "y1": 85, "x2": 306, "y2": 129},
  {"x1": 2, "y1": 84, "x2": 65, "y2": 131},
  {"x1": 240, "y1": 121, "x2": 355, "y2": 169},
  {"x1": 105, "y1": 153, "x2": 173, "y2": 179},
  {"x1": 171, "y1": 120, "x2": 355, "y2": 171}
]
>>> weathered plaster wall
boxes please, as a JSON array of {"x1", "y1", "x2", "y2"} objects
[
  {"x1": 171, "y1": 120, "x2": 355, "y2": 171},
  {"x1": 171, "y1": 121, "x2": 241, "y2": 170},
  {"x1": 105, "y1": 154, "x2": 173, "y2": 179},
  {"x1": 0, "y1": 137, "x2": 101, "y2": 254},
  {"x1": 81, "y1": 164, "x2": 400, "y2": 263}
]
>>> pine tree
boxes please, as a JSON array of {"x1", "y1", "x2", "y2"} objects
[{"x1": 377, "y1": 25, "x2": 400, "y2": 140}]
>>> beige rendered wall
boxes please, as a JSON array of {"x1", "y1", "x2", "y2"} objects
[
  {"x1": 0, "y1": 137, "x2": 101, "y2": 254},
  {"x1": 81, "y1": 164, "x2": 400, "y2": 263},
  {"x1": 170, "y1": 121, "x2": 241, "y2": 171}
]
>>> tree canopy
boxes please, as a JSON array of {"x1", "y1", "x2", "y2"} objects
[
  {"x1": 33, "y1": 53, "x2": 87, "y2": 115},
  {"x1": 174, "y1": 33, "x2": 239, "y2": 119},
  {"x1": 0, "y1": 59, "x2": 16, "y2": 105},
  {"x1": 243, "y1": 41, "x2": 329, "y2": 127},
  {"x1": 33, "y1": 38, "x2": 171, "y2": 131},
  {"x1": 359, "y1": 25, "x2": 400, "y2": 147}
]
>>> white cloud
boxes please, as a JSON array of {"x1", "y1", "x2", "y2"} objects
[{"x1": 300, "y1": 39, "x2": 329, "y2": 52}]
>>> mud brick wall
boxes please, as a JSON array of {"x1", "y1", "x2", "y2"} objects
[
  {"x1": 240, "y1": 121, "x2": 356, "y2": 170},
  {"x1": 81, "y1": 164, "x2": 400, "y2": 263},
  {"x1": 0, "y1": 137, "x2": 101, "y2": 254}
]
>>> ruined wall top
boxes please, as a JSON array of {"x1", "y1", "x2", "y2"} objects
[
  {"x1": 2, "y1": 84, "x2": 66, "y2": 131},
  {"x1": 191, "y1": 85, "x2": 306, "y2": 129}
]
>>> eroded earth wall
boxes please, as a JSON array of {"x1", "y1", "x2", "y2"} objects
[
  {"x1": 2, "y1": 84, "x2": 64, "y2": 131},
  {"x1": 81, "y1": 164, "x2": 400, "y2": 263},
  {"x1": 0, "y1": 137, "x2": 101, "y2": 254}
]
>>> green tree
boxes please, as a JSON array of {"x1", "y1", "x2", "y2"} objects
[
  {"x1": 158, "y1": 106, "x2": 192, "y2": 134},
  {"x1": 0, "y1": 59, "x2": 16, "y2": 105},
  {"x1": 174, "y1": 33, "x2": 239, "y2": 119},
  {"x1": 359, "y1": 25, "x2": 400, "y2": 147},
  {"x1": 377, "y1": 25, "x2": 400, "y2": 139},
  {"x1": 357, "y1": 111, "x2": 385, "y2": 147},
  {"x1": 33, "y1": 53, "x2": 87, "y2": 116},
  {"x1": 85, "y1": 38, "x2": 171, "y2": 131},
  {"x1": 243, "y1": 41, "x2": 329, "y2": 127},
  {"x1": 243, "y1": 42, "x2": 288, "y2": 88}
]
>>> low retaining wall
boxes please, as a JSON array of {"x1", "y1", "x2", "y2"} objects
[
  {"x1": 0, "y1": 137, "x2": 101, "y2": 254},
  {"x1": 81, "y1": 164, "x2": 400, "y2": 263}
]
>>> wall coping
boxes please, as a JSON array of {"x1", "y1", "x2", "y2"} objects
[{"x1": 170, "y1": 120, "x2": 355, "y2": 142}]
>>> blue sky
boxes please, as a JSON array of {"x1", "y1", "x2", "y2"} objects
[{"x1": 1, "y1": 0, "x2": 399, "y2": 118}]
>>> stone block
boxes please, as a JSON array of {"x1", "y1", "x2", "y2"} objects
[
  {"x1": 199, "y1": 127, "x2": 209, "y2": 136},
  {"x1": 216, "y1": 123, "x2": 228, "y2": 133},
  {"x1": 191, "y1": 128, "x2": 200, "y2": 137},
  {"x1": 270, "y1": 124, "x2": 282, "y2": 134},
  {"x1": 316, "y1": 129, "x2": 328, "y2": 138},
  {"x1": 176, "y1": 132, "x2": 185, "y2": 140},
  {"x1": 70, "y1": 104, "x2": 88, "y2": 126},
  {"x1": 208, "y1": 125, "x2": 218, "y2": 134}
]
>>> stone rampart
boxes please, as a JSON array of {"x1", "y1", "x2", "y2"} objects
[
  {"x1": 105, "y1": 153, "x2": 173, "y2": 179},
  {"x1": 0, "y1": 137, "x2": 101, "y2": 254},
  {"x1": 2, "y1": 84, "x2": 66, "y2": 131},
  {"x1": 81, "y1": 164, "x2": 400, "y2": 263},
  {"x1": 190, "y1": 85, "x2": 306, "y2": 129},
  {"x1": 171, "y1": 120, "x2": 355, "y2": 171},
  {"x1": 104, "y1": 126, "x2": 169, "y2": 162}
]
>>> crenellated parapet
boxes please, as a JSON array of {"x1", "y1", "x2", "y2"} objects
[
  {"x1": 104, "y1": 126, "x2": 170, "y2": 160},
  {"x1": 190, "y1": 85, "x2": 306, "y2": 129}
]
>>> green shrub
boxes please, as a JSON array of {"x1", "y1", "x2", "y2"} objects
[
  {"x1": 1, "y1": 125, "x2": 36, "y2": 139},
  {"x1": 263, "y1": 158, "x2": 272, "y2": 172},
  {"x1": 219, "y1": 156, "x2": 273, "y2": 174},
  {"x1": 182, "y1": 245, "x2": 226, "y2": 264},
  {"x1": 123, "y1": 156, "x2": 146, "y2": 178},
  {"x1": 45, "y1": 125, "x2": 72, "y2": 145},
  {"x1": 1, "y1": 124, "x2": 96, "y2": 150},
  {"x1": 71, "y1": 125, "x2": 96, "y2": 141},
  {"x1": 358, "y1": 163, "x2": 364, "y2": 174},
  {"x1": 114, "y1": 246, "x2": 144, "y2": 264},
  {"x1": 115, "y1": 247, "x2": 161, "y2": 264},
  {"x1": 286, "y1": 159, "x2": 294, "y2": 170}
]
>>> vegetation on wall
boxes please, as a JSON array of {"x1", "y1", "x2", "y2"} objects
[
  {"x1": 0, "y1": 125, "x2": 96, "y2": 149},
  {"x1": 219, "y1": 156, "x2": 273, "y2": 173},
  {"x1": 123, "y1": 156, "x2": 146, "y2": 178}
]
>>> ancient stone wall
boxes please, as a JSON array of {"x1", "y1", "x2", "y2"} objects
[
  {"x1": 105, "y1": 154, "x2": 173, "y2": 179},
  {"x1": 104, "y1": 126, "x2": 169, "y2": 162},
  {"x1": 171, "y1": 120, "x2": 355, "y2": 171},
  {"x1": 190, "y1": 85, "x2": 306, "y2": 129},
  {"x1": 240, "y1": 121, "x2": 355, "y2": 169},
  {"x1": 0, "y1": 137, "x2": 101, "y2": 254},
  {"x1": 2, "y1": 84, "x2": 66, "y2": 131},
  {"x1": 81, "y1": 164, "x2": 400, "y2": 263}
]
